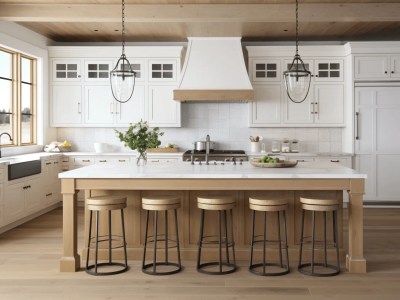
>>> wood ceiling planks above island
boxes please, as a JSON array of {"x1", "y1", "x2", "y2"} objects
[{"x1": 1, "y1": 1, "x2": 400, "y2": 41}]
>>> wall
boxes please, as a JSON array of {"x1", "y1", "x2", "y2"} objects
[
  {"x1": 0, "y1": 22, "x2": 56, "y2": 156},
  {"x1": 57, "y1": 102, "x2": 342, "y2": 153}
]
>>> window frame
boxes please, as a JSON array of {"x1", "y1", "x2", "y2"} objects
[{"x1": 0, "y1": 46, "x2": 37, "y2": 147}]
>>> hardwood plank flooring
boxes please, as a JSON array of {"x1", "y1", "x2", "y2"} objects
[{"x1": 0, "y1": 207, "x2": 399, "y2": 300}]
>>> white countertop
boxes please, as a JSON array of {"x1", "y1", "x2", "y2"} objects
[
  {"x1": 0, "y1": 152, "x2": 62, "y2": 165},
  {"x1": 247, "y1": 152, "x2": 353, "y2": 157},
  {"x1": 59, "y1": 161, "x2": 366, "y2": 179},
  {"x1": 63, "y1": 152, "x2": 185, "y2": 157}
]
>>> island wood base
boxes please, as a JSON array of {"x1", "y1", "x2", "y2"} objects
[{"x1": 60, "y1": 178, "x2": 366, "y2": 273}]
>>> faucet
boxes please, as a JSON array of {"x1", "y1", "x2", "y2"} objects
[
  {"x1": 0, "y1": 132, "x2": 12, "y2": 158},
  {"x1": 205, "y1": 134, "x2": 210, "y2": 165}
]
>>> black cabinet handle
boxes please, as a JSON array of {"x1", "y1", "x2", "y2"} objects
[
  {"x1": 385, "y1": 71, "x2": 388, "y2": 74},
  {"x1": 355, "y1": 112, "x2": 360, "y2": 140},
  {"x1": 331, "y1": 160, "x2": 340, "y2": 163},
  {"x1": 392, "y1": 71, "x2": 395, "y2": 74},
  {"x1": 46, "y1": 193, "x2": 53, "y2": 197},
  {"x1": 46, "y1": 162, "x2": 52, "y2": 165}
]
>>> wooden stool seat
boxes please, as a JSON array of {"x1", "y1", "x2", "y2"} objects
[
  {"x1": 142, "y1": 195, "x2": 181, "y2": 211},
  {"x1": 87, "y1": 195, "x2": 127, "y2": 211},
  {"x1": 300, "y1": 197, "x2": 339, "y2": 212},
  {"x1": 249, "y1": 198, "x2": 288, "y2": 212},
  {"x1": 197, "y1": 196, "x2": 236, "y2": 210}
]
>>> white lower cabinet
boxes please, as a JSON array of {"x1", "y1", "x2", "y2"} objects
[
  {"x1": 43, "y1": 158, "x2": 62, "y2": 206},
  {"x1": 4, "y1": 177, "x2": 41, "y2": 225}
]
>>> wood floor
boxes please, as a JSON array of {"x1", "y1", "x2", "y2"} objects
[{"x1": 0, "y1": 207, "x2": 399, "y2": 300}]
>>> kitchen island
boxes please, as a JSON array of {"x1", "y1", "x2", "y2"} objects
[{"x1": 59, "y1": 162, "x2": 366, "y2": 274}]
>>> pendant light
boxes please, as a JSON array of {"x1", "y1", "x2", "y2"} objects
[
  {"x1": 110, "y1": 0, "x2": 136, "y2": 103},
  {"x1": 283, "y1": 0, "x2": 311, "y2": 103}
]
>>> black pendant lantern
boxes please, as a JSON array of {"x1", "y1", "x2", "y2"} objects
[
  {"x1": 283, "y1": 0, "x2": 311, "y2": 104},
  {"x1": 110, "y1": 0, "x2": 136, "y2": 103}
]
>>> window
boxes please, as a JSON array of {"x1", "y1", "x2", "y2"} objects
[{"x1": 0, "y1": 47, "x2": 36, "y2": 146}]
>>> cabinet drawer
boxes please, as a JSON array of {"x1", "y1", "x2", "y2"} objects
[
  {"x1": 316, "y1": 157, "x2": 352, "y2": 168},
  {"x1": 148, "y1": 158, "x2": 179, "y2": 164},
  {"x1": 74, "y1": 157, "x2": 94, "y2": 166},
  {"x1": 287, "y1": 157, "x2": 315, "y2": 163},
  {"x1": 94, "y1": 157, "x2": 130, "y2": 164}
]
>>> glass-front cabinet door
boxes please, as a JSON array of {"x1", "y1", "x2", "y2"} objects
[
  {"x1": 52, "y1": 59, "x2": 81, "y2": 82},
  {"x1": 128, "y1": 59, "x2": 144, "y2": 82},
  {"x1": 84, "y1": 60, "x2": 113, "y2": 81},
  {"x1": 148, "y1": 60, "x2": 177, "y2": 82},
  {"x1": 251, "y1": 59, "x2": 281, "y2": 82},
  {"x1": 314, "y1": 59, "x2": 344, "y2": 81}
]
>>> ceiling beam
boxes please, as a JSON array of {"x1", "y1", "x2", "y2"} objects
[{"x1": 1, "y1": 3, "x2": 400, "y2": 23}]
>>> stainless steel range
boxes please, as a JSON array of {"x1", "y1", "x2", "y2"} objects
[{"x1": 183, "y1": 150, "x2": 248, "y2": 163}]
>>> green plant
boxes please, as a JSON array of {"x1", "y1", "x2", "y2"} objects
[{"x1": 115, "y1": 120, "x2": 164, "y2": 154}]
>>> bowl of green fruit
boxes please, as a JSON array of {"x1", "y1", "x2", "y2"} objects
[{"x1": 250, "y1": 156, "x2": 298, "y2": 168}]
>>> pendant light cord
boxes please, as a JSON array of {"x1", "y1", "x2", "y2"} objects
[
  {"x1": 122, "y1": 0, "x2": 126, "y2": 56},
  {"x1": 295, "y1": 0, "x2": 299, "y2": 56}
]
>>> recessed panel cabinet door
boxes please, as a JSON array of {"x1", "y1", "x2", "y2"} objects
[
  {"x1": 4, "y1": 183, "x2": 25, "y2": 225},
  {"x1": 283, "y1": 89, "x2": 314, "y2": 124},
  {"x1": 314, "y1": 84, "x2": 344, "y2": 125},
  {"x1": 115, "y1": 85, "x2": 145, "y2": 125},
  {"x1": 249, "y1": 85, "x2": 281, "y2": 126},
  {"x1": 354, "y1": 56, "x2": 389, "y2": 80},
  {"x1": 390, "y1": 55, "x2": 400, "y2": 79},
  {"x1": 148, "y1": 86, "x2": 181, "y2": 127},
  {"x1": 52, "y1": 85, "x2": 82, "y2": 125},
  {"x1": 85, "y1": 85, "x2": 114, "y2": 124}
]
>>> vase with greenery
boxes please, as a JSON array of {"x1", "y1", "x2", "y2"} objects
[{"x1": 115, "y1": 120, "x2": 164, "y2": 166}]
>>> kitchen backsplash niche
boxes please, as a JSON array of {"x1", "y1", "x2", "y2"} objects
[{"x1": 56, "y1": 103, "x2": 342, "y2": 153}]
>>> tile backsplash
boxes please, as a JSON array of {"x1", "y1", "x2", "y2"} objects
[{"x1": 57, "y1": 103, "x2": 342, "y2": 153}]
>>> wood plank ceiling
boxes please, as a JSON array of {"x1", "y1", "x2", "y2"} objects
[{"x1": 0, "y1": 0, "x2": 400, "y2": 42}]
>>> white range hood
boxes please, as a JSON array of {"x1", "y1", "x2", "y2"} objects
[{"x1": 173, "y1": 37, "x2": 254, "y2": 101}]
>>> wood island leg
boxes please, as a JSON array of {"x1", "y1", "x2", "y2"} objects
[
  {"x1": 346, "y1": 179, "x2": 367, "y2": 273},
  {"x1": 60, "y1": 179, "x2": 81, "y2": 272}
]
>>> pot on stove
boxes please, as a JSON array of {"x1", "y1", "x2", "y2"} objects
[{"x1": 193, "y1": 141, "x2": 216, "y2": 151}]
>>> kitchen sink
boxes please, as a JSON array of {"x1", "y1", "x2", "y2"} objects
[{"x1": 8, "y1": 159, "x2": 42, "y2": 181}]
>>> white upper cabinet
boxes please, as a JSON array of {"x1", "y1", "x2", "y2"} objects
[
  {"x1": 84, "y1": 60, "x2": 113, "y2": 82},
  {"x1": 284, "y1": 88, "x2": 314, "y2": 124},
  {"x1": 52, "y1": 59, "x2": 82, "y2": 82},
  {"x1": 49, "y1": 46, "x2": 182, "y2": 127},
  {"x1": 249, "y1": 85, "x2": 281, "y2": 126},
  {"x1": 84, "y1": 85, "x2": 115, "y2": 124},
  {"x1": 148, "y1": 86, "x2": 181, "y2": 127},
  {"x1": 354, "y1": 55, "x2": 400, "y2": 80},
  {"x1": 313, "y1": 84, "x2": 344, "y2": 125},
  {"x1": 52, "y1": 85, "x2": 82, "y2": 126},
  {"x1": 354, "y1": 55, "x2": 389, "y2": 80},
  {"x1": 115, "y1": 85, "x2": 145, "y2": 125},
  {"x1": 251, "y1": 59, "x2": 281, "y2": 82}
]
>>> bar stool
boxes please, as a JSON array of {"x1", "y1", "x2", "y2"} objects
[
  {"x1": 142, "y1": 195, "x2": 182, "y2": 275},
  {"x1": 298, "y1": 197, "x2": 340, "y2": 277},
  {"x1": 249, "y1": 198, "x2": 290, "y2": 276},
  {"x1": 197, "y1": 196, "x2": 236, "y2": 275},
  {"x1": 86, "y1": 195, "x2": 128, "y2": 276}
]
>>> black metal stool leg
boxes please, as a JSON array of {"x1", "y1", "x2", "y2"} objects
[
  {"x1": 311, "y1": 211, "x2": 316, "y2": 275},
  {"x1": 153, "y1": 211, "x2": 158, "y2": 274},
  {"x1": 263, "y1": 211, "x2": 267, "y2": 275},
  {"x1": 324, "y1": 211, "x2": 327, "y2": 267},
  {"x1": 298, "y1": 209, "x2": 305, "y2": 268},
  {"x1": 334, "y1": 210, "x2": 340, "y2": 272},
  {"x1": 121, "y1": 209, "x2": 128, "y2": 268},
  {"x1": 165, "y1": 210, "x2": 169, "y2": 265},
  {"x1": 283, "y1": 210, "x2": 289, "y2": 272},
  {"x1": 249, "y1": 210, "x2": 256, "y2": 269},
  {"x1": 86, "y1": 211, "x2": 93, "y2": 270},
  {"x1": 142, "y1": 210, "x2": 149, "y2": 269},
  {"x1": 109, "y1": 210, "x2": 112, "y2": 264},
  {"x1": 277, "y1": 211, "x2": 283, "y2": 268},
  {"x1": 218, "y1": 211, "x2": 222, "y2": 273},
  {"x1": 94, "y1": 211, "x2": 99, "y2": 274},
  {"x1": 230, "y1": 209, "x2": 236, "y2": 266},
  {"x1": 197, "y1": 209, "x2": 205, "y2": 270},
  {"x1": 224, "y1": 210, "x2": 230, "y2": 264},
  {"x1": 175, "y1": 209, "x2": 182, "y2": 268}
]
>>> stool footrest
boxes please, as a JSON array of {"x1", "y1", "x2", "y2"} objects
[
  {"x1": 142, "y1": 262, "x2": 182, "y2": 276},
  {"x1": 298, "y1": 263, "x2": 340, "y2": 277},
  {"x1": 86, "y1": 262, "x2": 128, "y2": 276},
  {"x1": 249, "y1": 263, "x2": 290, "y2": 276},
  {"x1": 197, "y1": 262, "x2": 237, "y2": 275}
]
